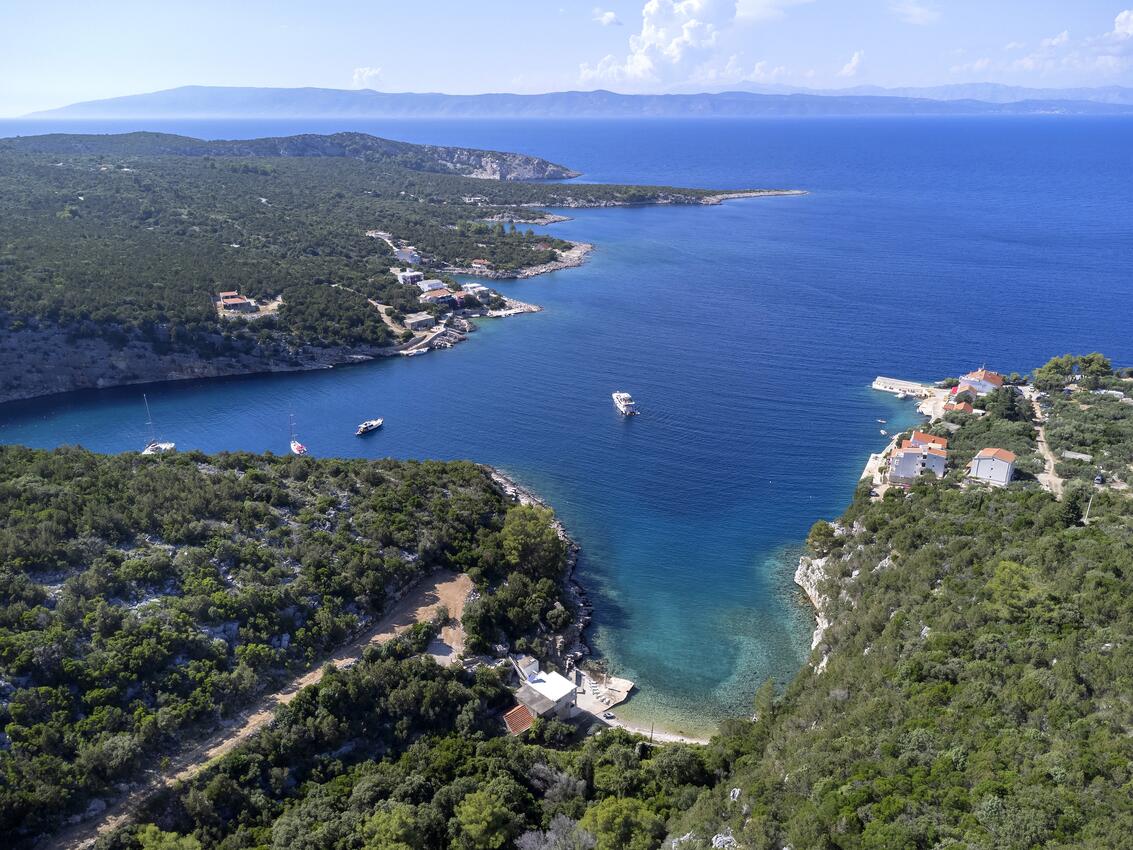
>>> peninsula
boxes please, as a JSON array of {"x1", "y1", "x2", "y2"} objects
[{"x1": 0, "y1": 131, "x2": 798, "y2": 404}]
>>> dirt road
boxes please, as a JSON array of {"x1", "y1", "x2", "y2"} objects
[
  {"x1": 1030, "y1": 397, "x2": 1064, "y2": 498},
  {"x1": 49, "y1": 572, "x2": 471, "y2": 850}
]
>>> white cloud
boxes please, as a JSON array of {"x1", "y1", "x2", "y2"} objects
[
  {"x1": 580, "y1": 0, "x2": 741, "y2": 85},
  {"x1": 351, "y1": 66, "x2": 382, "y2": 89},
  {"x1": 1112, "y1": 9, "x2": 1133, "y2": 37},
  {"x1": 736, "y1": 0, "x2": 813, "y2": 21},
  {"x1": 889, "y1": 1, "x2": 939, "y2": 26},
  {"x1": 593, "y1": 8, "x2": 622, "y2": 26},
  {"x1": 1002, "y1": 41, "x2": 1025, "y2": 51},
  {"x1": 1040, "y1": 30, "x2": 1069, "y2": 48},
  {"x1": 950, "y1": 56, "x2": 991, "y2": 75},
  {"x1": 837, "y1": 50, "x2": 864, "y2": 77},
  {"x1": 692, "y1": 54, "x2": 788, "y2": 84},
  {"x1": 1004, "y1": 13, "x2": 1133, "y2": 78}
]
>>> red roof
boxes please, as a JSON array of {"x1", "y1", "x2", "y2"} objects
[
  {"x1": 944, "y1": 402, "x2": 975, "y2": 413},
  {"x1": 221, "y1": 296, "x2": 249, "y2": 305},
  {"x1": 976, "y1": 447, "x2": 1016, "y2": 462},
  {"x1": 896, "y1": 442, "x2": 947, "y2": 458},
  {"x1": 963, "y1": 369, "x2": 1005, "y2": 387},
  {"x1": 910, "y1": 430, "x2": 949, "y2": 448},
  {"x1": 503, "y1": 703, "x2": 535, "y2": 735}
]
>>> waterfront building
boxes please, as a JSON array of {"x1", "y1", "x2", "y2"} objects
[
  {"x1": 967, "y1": 448, "x2": 1016, "y2": 487},
  {"x1": 908, "y1": 431, "x2": 949, "y2": 450},
  {"x1": 403, "y1": 312, "x2": 436, "y2": 331},
  {"x1": 515, "y1": 671, "x2": 576, "y2": 719},
  {"x1": 944, "y1": 402, "x2": 975, "y2": 414},
  {"x1": 419, "y1": 290, "x2": 456, "y2": 307},
  {"x1": 888, "y1": 442, "x2": 948, "y2": 484},
  {"x1": 417, "y1": 279, "x2": 448, "y2": 292},
  {"x1": 461, "y1": 282, "x2": 492, "y2": 300},
  {"x1": 953, "y1": 368, "x2": 1005, "y2": 397}
]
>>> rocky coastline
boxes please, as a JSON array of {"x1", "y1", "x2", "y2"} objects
[
  {"x1": 487, "y1": 468, "x2": 594, "y2": 673},
  {"x1": 0, "y1": 320, "x2": 411, "y2": 407},
  {"x1": 794, "y1": 553, "x2": 833, "y2": 662},
  {"x1": 444, "y1": 241, "x2": 593, "y2": 280}
]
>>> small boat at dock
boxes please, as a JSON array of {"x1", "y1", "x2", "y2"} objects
[
  {"x1": 356, "y1": 418, "x2": 384, "y2": 435},
  {"x1": 612, "y1": 391, "x2": 638, "y2": 416}
]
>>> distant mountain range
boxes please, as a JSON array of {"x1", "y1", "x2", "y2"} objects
[
  {"x1": 24, "y1": 85, "x2": 1133, "y2": 119},
  {"x1": 672, "y1": 82, "x2": 1133, "y2": 105}
]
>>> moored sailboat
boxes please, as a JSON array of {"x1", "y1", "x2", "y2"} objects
[
  {"x1": 289, "y1": 413, "x2": 308, "y2": 456},
  {"x1": 141, "y1": 394, "x2": 175, "y2": 455}
]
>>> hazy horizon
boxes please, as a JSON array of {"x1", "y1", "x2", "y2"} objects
[{"x1": 3, "y1": 1, "x2": 1133, "y2": 117}]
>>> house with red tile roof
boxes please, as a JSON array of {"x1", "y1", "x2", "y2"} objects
[
  {"x1": 968, "y1": 448, "x2": 1016, "y2": 487},
  {"x1": 503, "y1": 703, "x2": 535, "y2": 735},
  {"x1": 889, "y1": 442, "x2": 948, "y2": 484},
  {"x1": 908, "y1": 431, "x2": 949, "y2": 449},
  {"x1": 952, "y1": 368, "x2": 1005, "y2": 398}
]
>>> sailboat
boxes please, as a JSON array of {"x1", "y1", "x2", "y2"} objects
[
  {"x1": 141, "y1": 394, "x2": 175, "y2": 455},
  {"x1": 289, "y1": 413, "x2": 308, "y2": 456}
]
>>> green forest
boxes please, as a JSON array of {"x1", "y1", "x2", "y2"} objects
[
  {"x1": 0, "y1": 131, "x2": 732, "y2": 357},
  {"x1": 0, "y1": 448, "x2": 572, "y2": 846}
]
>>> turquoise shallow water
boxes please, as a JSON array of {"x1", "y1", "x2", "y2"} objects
[{"x1": 2, "y1": 117, "x2": 1132, "y2": 734}]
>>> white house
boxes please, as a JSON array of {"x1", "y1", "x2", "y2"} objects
[
  {"x1": 953, "y1": 368, "x2": 1005, "y2": 398},
  {"x1": 889, "y1": 442, "x2": 948, "y2": 484},
  {"x1": 417, "y1": 279, "x2": 448, "y2": 293},
  {"x1": 968, "y1": 448, "x2": 1016, "y2": 487},
  {"x1": 516, "y1": 670, "x2": 576, "y2": 719},
  {"x1": 461, "y1": 282, "x2": 492, "y2": 300},
  {"x1": 396, "y1": 269, "x2": 424, "y2": 286}
]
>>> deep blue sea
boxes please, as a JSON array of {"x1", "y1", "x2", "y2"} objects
[{"x1": 2, "y1": 117, "x2": 1132, "y2": 735}]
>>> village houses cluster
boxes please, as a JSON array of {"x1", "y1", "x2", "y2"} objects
[
  {"x1": 393, "y1": 267, "x2": 501, "y2": 333},
  {"x1": 886, "y1": 368, "x2": 1017, "y2": 489}
]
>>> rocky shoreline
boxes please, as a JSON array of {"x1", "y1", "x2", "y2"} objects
[
  {"x1": 794, "y1": 553, "x2": 832, "y2": 654},
  {"x1": 700, "y1": 189, "x2": 807, "y2": 204},
  {"x1": 0, "y1": 320, "x2": 415, "y2": 407},
  {"x1": 486, "y1": 468, "x2": 594, "y2": 673},
  {"x1": 443, "y1": 241, "x2": 593, "y2": 280}
]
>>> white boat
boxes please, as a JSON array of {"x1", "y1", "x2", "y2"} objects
[
  {"x1": 877, "y1": 418, "x2": 887, "y2": 424},
  {"x1": 140, "y1": 394, "x2": 175, "y2": 455},
  {"x1": 896, "y1": 391, "x2": 909, "y2": 400},
  {"x1": 356, "y1": 418, "x2": 384, "y2": 435},
  {"x1": 612, "y1": 391, "x2": 638, "y2": 416},
  {"x1": 289, "y1": 413, "x2": 308, "y2": 456},
  {"x1": 880, "y1": 429, "x2": 889, "y2": 435}
]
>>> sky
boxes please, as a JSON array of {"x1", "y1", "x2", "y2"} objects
[{"x1": 2, "y1": 1, "x2": 1133, "y2": 115}]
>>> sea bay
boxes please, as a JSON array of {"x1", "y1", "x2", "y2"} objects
[{"x1": 2, "y1": 116, "x2": 1131, "y2": 734}]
